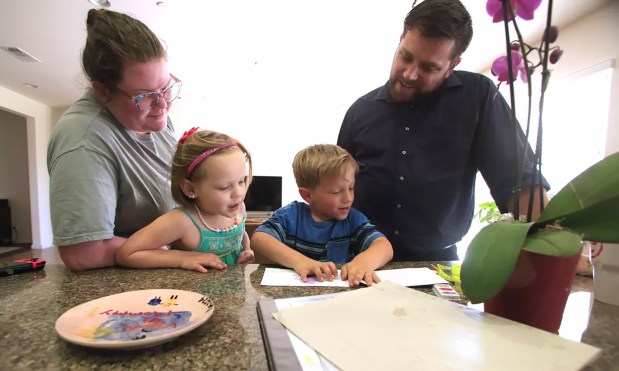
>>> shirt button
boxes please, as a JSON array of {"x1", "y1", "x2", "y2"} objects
[
  {"x1": 397, "y1": 204, "x2": 401, "y2": 208},
  {"x1": 394, "y1": 230, "x2": 399, "y2": 235},
  {"x1": 399, "y1": 176, "x2": 404, "y2": 181},
  {"x1": 402, "y1": 150, "x2": 407, "y2": 155},
  {"x1": 405, "y1": 127, "x2": 410, "y2": 131}
]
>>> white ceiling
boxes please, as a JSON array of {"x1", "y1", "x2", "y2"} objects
[{"x1": 0, "y1": 0, "x2": 611, "y2": 108}]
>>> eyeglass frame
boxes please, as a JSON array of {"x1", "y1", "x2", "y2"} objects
[{"x1": 117, "y1": 74, "x2": 182, "y2": 111}]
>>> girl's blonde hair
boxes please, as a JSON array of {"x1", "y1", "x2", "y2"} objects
[
  {"x1": 171, "y1": 130, "x2": 252, "y2": 207},
  {"x1": 292, "y1": 144, "x2": 358, "y2": 189}
]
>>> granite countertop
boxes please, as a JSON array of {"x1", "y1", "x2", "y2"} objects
[{"x1": 0, "y1": 262, "x2": 616, "y2": 370}]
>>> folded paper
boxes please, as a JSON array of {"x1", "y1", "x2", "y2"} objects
[{"x1": 273, "y1": 281, "x2": 600, "y2": 370}]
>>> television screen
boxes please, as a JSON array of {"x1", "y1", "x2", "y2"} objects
[{"x1": 245, "y1": 176, "x2": 282, "y2": 214}]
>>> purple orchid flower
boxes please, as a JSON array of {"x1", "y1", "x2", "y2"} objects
[
  {"x1": 491, "y1": 51, "x2": 528, "y2": 84},
  {"x1": 486, "y1": 0, "x2": 542, "y2": 23},
  {"x1": 549, "y1": 48, "x2": 564, "y2": 64}
]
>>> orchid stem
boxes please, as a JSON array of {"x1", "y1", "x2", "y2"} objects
[
  {"x1": 533, "y1": 0, "x2": 554, "y2": 217},
  {"x1": 506, "y1": 1, "x2": 535, "y2": 222},
  {"x1": 501, "y1": 0, "x2": 523, "y2": 220}
]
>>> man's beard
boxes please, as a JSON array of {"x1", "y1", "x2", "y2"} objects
[
  {"x1": 389, "y1": 78, "x2": 424, "y2": 102},
  {"x1": 388, "y1": 75, "x2": 447, "y2": 102}
]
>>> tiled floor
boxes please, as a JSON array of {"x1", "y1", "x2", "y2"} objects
[
  {"x1": 0, "y1": 242, "x2": 30, "y2": 257},
  {"x1": 2, "y1": 246, "x2": 65, "y2": 265},
  {"x1": 0, "y1": 246, "x2": 26, "y2": 257}
]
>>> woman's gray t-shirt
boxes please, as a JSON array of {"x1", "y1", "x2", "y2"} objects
[{"x1": 47, "y1": 93, "x2": 176, "y2": 246}]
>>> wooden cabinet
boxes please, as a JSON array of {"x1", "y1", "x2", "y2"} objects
[{"x1": 245, "y1": 217, "x2": 267, "y2": 237}]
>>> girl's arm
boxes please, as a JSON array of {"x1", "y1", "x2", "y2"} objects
[
  {"x1": 242, "y1": 230, "x2": 251, "y2": 251},
  {"x1": 115, "y1": 210, "x2": 227, "y2": 272},
  {"x1": 236, "y1": 231, "x2": 255, "y2": 264},
  {"x1": 235, "y1": 202, "x2": 255, "y2": 264}
]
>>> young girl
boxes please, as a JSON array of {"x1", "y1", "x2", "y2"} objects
[{"x1": 115, "y1": 128, "x2": 255, "y2": 272}]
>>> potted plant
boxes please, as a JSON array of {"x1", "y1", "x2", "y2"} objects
[
  {"x1": 460, "y1": 0, "x2": 619, "y2": 332},
  {"x1": 474, "y1": 201, "x2": 501, "y2": 225}
]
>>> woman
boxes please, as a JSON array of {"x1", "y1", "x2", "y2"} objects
[{"x1": 47, "y1": 9, "x2": 180, "y2": 270}]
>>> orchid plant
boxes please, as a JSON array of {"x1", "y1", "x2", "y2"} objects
[{"x1": 461, "y1": 0, "x2": 619, "y2": 304}]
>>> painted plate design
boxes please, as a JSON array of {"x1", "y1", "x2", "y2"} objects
[{"x1": 55, "y1": 289, "x2": 214, "y2": 349}]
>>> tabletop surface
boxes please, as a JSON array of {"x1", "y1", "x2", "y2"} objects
[{"x1": 0, "y1": 261, "x2": 617, "y2": 370}]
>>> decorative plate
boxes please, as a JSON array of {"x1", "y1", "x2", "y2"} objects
[{"x1": 55, "y1": 289, "x2": 214, "y2": 350}]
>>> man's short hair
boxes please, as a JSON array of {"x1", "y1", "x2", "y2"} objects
[{"x1": 404, "y1": 0, "x2": 473, "y2": 60}]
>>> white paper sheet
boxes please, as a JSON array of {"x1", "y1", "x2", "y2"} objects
[
  {"x1": 260, "y1": 267, "x2": 447, "y2": 287},
  {"x1": 273, "y1": 281, "x2": 601, "y2": 371},
  {"x1": 274, "y1": 294, "x2": 342, "y2": 371}
]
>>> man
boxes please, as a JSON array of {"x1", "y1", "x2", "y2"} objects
[{"x1": 337, "y1": 0, "x2": 548, "y2": 261}]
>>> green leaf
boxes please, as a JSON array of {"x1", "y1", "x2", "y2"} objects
[
  {"x1": 461, "y1": 221, "x2": 533, "y2": 304},
  {"x1": 556, "y1": 197, "x2": 619, "y2": 243},
  {"x1": 522, "y1": 228, "x2": 582, "y2": 256},
  {"x1": 538, "y1": 152, "x2": 619, "y2": 224},
  {"x1": 475, "y1": 201, "x2": 500, "y2": 224}
]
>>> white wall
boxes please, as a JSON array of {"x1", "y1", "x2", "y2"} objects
[
  {"x1": 52, "y1": 106, "x2": 69, "y2": 128},
  {"x1": 163, "y1": 2, "x2": 413, "y2": 205},
  {"x1": 171, "y1": 1, "x2": 619, "y2": 207},
  {"x1": 0, "y1": 110, "x2": 31, "y2": 243},
  {"x1": 170, "y1": 95, "x2": 363, "y2": 205},
  {"x1": 0, "y1": 85, "x2": 53, "y2": 249},
  {"x1": 550, "y1": 1, "x2": 619, "y2": 156}
]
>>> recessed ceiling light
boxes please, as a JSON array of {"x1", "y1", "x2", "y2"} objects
[
  {"x1": 88, "y1": 0, "x2": 111, "y2": 8},
  {"x1": 23, "y1": 83, "x2": 38, "y2": 89}
]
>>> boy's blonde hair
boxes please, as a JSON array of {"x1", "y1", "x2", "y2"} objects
[
  {"x1": 171, "y1": 129, "x2": 252, "y2": 207},
  {"x1": 292, "y1": 144, "x2": 358, "y2": 189}
]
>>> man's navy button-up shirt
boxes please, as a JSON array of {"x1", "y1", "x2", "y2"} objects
[{"x1": 338, "y1": 70, "x2": 548, "y2": 261}]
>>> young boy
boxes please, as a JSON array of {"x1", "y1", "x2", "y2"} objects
[{"x1": 251, "y1": 144, "x2": 393, "y2": 287}]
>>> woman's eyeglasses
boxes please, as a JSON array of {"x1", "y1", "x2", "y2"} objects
[{"x1": 120, "y1": 74, "x2": 182, "y2": 111}]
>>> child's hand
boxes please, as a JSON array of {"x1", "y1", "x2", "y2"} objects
[
  {"x1": 236, "y1": 250, "x2": 255, "y2": 264},
  {"x1": 341, "y1": 260, "x2": 381, "y2": 287},
  {"x1": 179, "y1": 252, "x2": 227, "y2": 273},
  {"x1": 293, "y1": 258, "x2": 337, "y2": 283}
]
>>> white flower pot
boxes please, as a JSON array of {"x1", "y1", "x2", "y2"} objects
[{"x1": 591, "y1": 242, "x2": 619, "y2": 306}]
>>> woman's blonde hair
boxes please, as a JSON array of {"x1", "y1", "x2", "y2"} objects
[
  {"x1": 171, "y1": 130, "x2": 252, "y2": 207},
  {"x1": 292, "y1": 144, "x2": 358, "y2": 189},
  {"x1": 82, "y1": 9, "x2": 167, "y2": 92}
]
